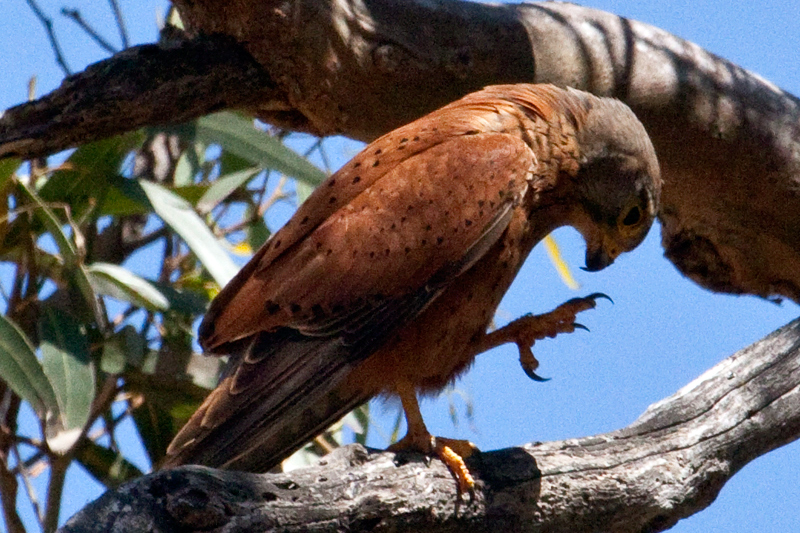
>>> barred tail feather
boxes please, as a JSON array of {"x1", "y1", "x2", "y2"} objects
[{"x1": 162, "y1": 330, "x2": 370, "y2": 472}]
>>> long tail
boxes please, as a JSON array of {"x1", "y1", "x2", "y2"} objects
[{"x1": 161, "y1": 330, "x2": 370, "y2": 472}]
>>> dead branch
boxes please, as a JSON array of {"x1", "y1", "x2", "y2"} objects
[{"x1": 59, "y1": 318, "x2": 800, "y2": 533}]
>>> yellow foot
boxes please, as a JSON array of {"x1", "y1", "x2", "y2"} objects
[
  {"x1": 481, "y1": 293, "x2": 611, "y2": 380},
  {"x1": 434, "y1": 437, "x2": 477, "y2": 496},
  {"x1": 389, "y1": 433, "x2": 479, "y2": 499}
]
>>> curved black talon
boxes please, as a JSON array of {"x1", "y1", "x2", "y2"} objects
[
  {"x1": 573, "y1": 322, "x2": 589, "y2": 332},
  {"x1": 522, "y1": 366, "x2": 551, "y2": 382},
  {"x1": 586, "y1": 292, "x2": 613, "y2": 304}
]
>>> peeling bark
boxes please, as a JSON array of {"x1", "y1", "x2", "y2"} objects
[{"x1": 59, "y1": 318, "x2": 800, "y2": 533}]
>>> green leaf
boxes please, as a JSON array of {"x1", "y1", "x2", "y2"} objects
[
  {"x1": 196, "y1": 112, "x2": 327, "y2": 186},
  {"x1": 131, "y1": 396, "x2": 176, "y2": 466},
  {"x1": 139, "y1": 180, "x2": 238, "y2": 286},
  {"x1": 0, "y1": 158, "x2": 20, "y2": 192},
  {"x1": 247, "y1": 216, "x2": 271, "y2": 251},
  {"x1": 39, "y1": 134, "x2": 142, "y2": 217},
  {"x1": 40, "y1": 308, "x2": 95, "y2": 452},
  {"x1": 126, "y1": 374, "x2": 209, "y2": 465},
  {"x1": 173, "y1": 151, "x2": 196, "y2": 187},
  {"x1": 16, "y1": 179, "x2": 77, "y2": 260},
  {"x1": 295, "y1": 180, "x2": 315, "y2": 205},
  {"x1": 0, "y1": 314, "x2": 58, "y2": 417},
  {"x1": 151, "y1": 282, "x2": 208, "y2": 315},
  {"x1": 196, "y1": 167, "x2": 261, "y2": 214},
  {"x1": 16, "y1": 180, "x2": 104, "y2": 325},
  {"x1": 101, "y1": 175, "x2": 153, "y2": 216},
  {"x1": 101, "y1": 326, "x2": 145, "y2": 373},
  {"x1": 219, "y1": 150, "x2": 252, "y2": 176},
  {"x1": 74, "y1": 439, "x2": 143, "y2": 489},
  {"x1": 87, "y1": 262, "x2": 170, "y2": 311}
]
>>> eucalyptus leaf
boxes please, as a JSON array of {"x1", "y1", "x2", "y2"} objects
[
  {"x1": 0, "y1": 314, "x2": 58, "y2": 417},
  {"x1": 101, "y1": 174, "x2": 153, "y2": 216},
  {"x1": 196, "y1": 112, "x2": 327, "y2": 187},
  {"x1": 247, "y1": 216, "x2": 271, "y2": 251},
  {"x1": 101, "y1": 325, "x2": 146, "y2": 373},
  {"x1": 88, "y1": 262, "x2": 170, "y2": 311},
  {"x1": 173, "y1": 151, "x2": 196, "y2": 187},
  {"x1": 40, "y1": 309, "x2": 95, "y2": 452},
  {"x1": 139, "y1": 180, "x2": 238, "y2": 286},
  {"x1": 38, "y1": 134, "x2": 142, "y2": 219},
  {"x1": 151, "y1": 282, "x2": 208, "y2": 315},
  {"x1": 16, "y1": 180, "x2": 77, "y2": 261},
  {"x1": 295, "y1": 180, "x2": 315, "y2": 205},
  {"x1": 16, "y1": 181, "x2": 104, "y2": 325},
  {"x1": 0, "y1": 157, "x2": 20, "y2": 192},
  {"x1": 196, "y1": 167, "x2": 261, "y2": 214}
]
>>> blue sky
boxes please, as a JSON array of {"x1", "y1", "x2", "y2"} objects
[{"x1": 2, "y1": 0, "x2": 799, "y2": 531}]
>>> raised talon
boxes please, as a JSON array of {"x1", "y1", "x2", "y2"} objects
[
  {"x1": 586, "y1": 292, "x2": 613, "y2": 304},
  {"x1": 476, "y1": 292, "x2": 615, "y2": 382},
  {"x1": 519, "y1": 344, "x2": 550, "y2": 382},
  {"x1": 522, "y1": 365, "x2": 550, "y2": 382}
]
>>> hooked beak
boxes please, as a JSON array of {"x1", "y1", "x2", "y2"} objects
[{"x1": 581, "y1": 237, "x2": 620, "y2": 272}]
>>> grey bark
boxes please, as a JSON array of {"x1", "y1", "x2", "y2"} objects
[{"x1": 59, "y1": 318, "x2": 800, "y2": 533}]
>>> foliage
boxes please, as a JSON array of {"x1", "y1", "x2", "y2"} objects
[{"x1": 0, "y1": 109, "x2": 358, "y2": 531}]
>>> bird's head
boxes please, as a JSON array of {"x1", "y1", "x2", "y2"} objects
[{"x1": 568, "y1": 92, "x2": 661, "y2": 272}]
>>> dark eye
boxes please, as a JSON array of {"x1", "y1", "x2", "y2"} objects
[{"x1": 622, "y1": 206, "x2": 642, "y2": 226}]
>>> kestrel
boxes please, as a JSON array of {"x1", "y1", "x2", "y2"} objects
[{"x1": 164, "y1": 84, "x2": 661, "y2": 494}]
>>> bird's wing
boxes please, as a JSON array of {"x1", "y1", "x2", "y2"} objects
[
  {"x1": 199, "y1": 127, "x2": 535, "y2": 351},
  {"x1": 165, "y1": 131, "x2": 537, "y2": 470}
]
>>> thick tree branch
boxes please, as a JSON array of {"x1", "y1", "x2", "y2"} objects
[
  {"x1": 2, "y1": 0, "x2": 799, "y2": 305},
  {"x1": 59, "y1": 318, "x2": 800, "y2": 533},
  {"x1": 0, "y1": 33, "x2": 281, "y2": 160}
]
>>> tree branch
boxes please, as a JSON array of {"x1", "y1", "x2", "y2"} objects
[
  {"x1": 58, "y1": 318, "x2": 800, "y2": 533},
  {"x1": 2, "y1": 0, "x2": 799, "y2": 306},
  {"x1": 0, "y1": 33, "x2": 281, "y2": 161}
]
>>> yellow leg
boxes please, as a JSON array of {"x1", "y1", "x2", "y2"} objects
[
  {"x1": 388, "y1": 381, "x2": 477, "y2": 497},
  {"x1": 473, "y1": 293, "x2": 611, "y2": 380}
]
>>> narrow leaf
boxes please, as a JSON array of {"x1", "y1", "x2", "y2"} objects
[
  {"x1": 196, "y1": 167, "x2": 261, "y2": 214},
  {"x1": 172, "y1": 151, "x2": 196, "y2": 187},
  {"x1": 196, "y1": 112, "x2": 327, "y2": 186},
  {"x1": 247, "y1": 217, "x2": 271, "y2": 251},
  {"x1": 16, "y1": 179, "x2": 77, "y2": 261},
  {"x1": 39, "y1": 134, "x2": 141, "y2": 217},
  {"x1": 295, "y1": 180, "x2": 314, "y2": 205},
  {"x1": 101, "y1": 174, "x2": 153, "y2": 216},
  {"x1": 40, "y1": 309, "x2": 95, "y2": 452},
  {"x1": 150, "y1": 282, "x2": 208, "y2": 316},
  {"x1": 16, "y1": 180, "x2": 104, "y2": 324},
  {"x1": 101, "y1": 325, "x2": 145, "y2": 373},
  {"x1": 139, "y1": 180, "x2": 238, "y2": 286},
  {"x1": 0, "y1": 158, "x2": 20, "y2": 192},
  {"x1": 87, "y1": 262, "x2": 170, "y2": 311},
  {"x1": 0, "y1": 314, "x2": 58, "y2": 417}
]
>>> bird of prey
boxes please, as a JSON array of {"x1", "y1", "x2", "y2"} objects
[{"x1": 163, "y1": 84, "x2": 661, "y2": 494}]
